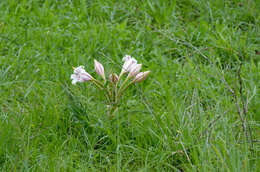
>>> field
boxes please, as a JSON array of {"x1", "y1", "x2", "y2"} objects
[{"x1": 0, "y1": 0, "x2": 260, "y2": 171}]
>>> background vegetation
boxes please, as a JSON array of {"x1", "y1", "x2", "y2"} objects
[{"x1": 0, "y1": 0, "x2": 259, "y2": 171}]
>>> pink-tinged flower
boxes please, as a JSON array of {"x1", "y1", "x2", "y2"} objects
[
  {"x1": 94, "y1": 59, "x2": 106, "y2": 81},
  {"x1": 71, "y1": 66, "x2": 93, "y2": 85},
  {"x1": 128, "y1": 64, "x2": 142, "y2": 78},
  {"x1": 73, "y1": 66, "x2": 86, "y2": 74},
  {"x1": 109, "y1": 73, "x2": 119, "y2": 83},
  {"x1": 121, "y1": 58, "x2": 137, "y2": 73},
  {"x1": 133, "y1": 71, "x2": 150, "y2": 83},
  {"x1": 122, "y1": 55, "x2": 132, "y2": 62}
]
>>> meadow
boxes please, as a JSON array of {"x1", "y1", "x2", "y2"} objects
[{"x1": 0, "y1": 0, "x2": 260, "y2": 171}]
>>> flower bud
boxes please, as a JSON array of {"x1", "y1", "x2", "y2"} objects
[
  {"x1": 133, "y1": 71, "x2": 150, "y2": 83},
  {"x1": 128, "y1": 64, "x2": 142, "y2": 78},
  {"x1": 109, "y1": 73, "x2": 119, "y2": 83},
  {"x1": 94, "y1": 59, "x2": 106, "y2": 81}
]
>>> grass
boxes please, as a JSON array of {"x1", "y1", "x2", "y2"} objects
[{"x1": 0, "y1": 0, "x2": 260, "y2": 171}]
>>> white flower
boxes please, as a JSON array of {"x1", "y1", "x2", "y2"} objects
[
  {"x1": 121, "y1": 56, "x2": 137, "y2": 74},
  {"x1": 71, "y1": 66, "x2": 93, "y2": 85},
  {"x1": 74, "y1": 66, "x2": 86, "y2": 74},
  {"x1": 94, "y1": 59, "x2": 106, "y2": 81},
  {"x1": 128, "y1": 64, "x2": 142, "y2": 78}
]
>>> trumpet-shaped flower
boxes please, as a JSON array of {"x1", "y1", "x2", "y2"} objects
[
  {"x1": 128, "y1": 64, "x2": 142, "y2": 78},
  {"x1": 121, "y1": 57, "x2": 137, "y2": 74},
  {"x1": 94, "y1": 59, "x2": 106, "y2": 81},
  {"x1": 71, "y1": 66, "x2": 93, "y2": 84},
  {"x1": 133, "y1": 71, "x2": 150, "y2": 83}
]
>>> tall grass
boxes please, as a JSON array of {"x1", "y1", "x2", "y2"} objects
[{"x1": 0, "y1": 0, "x2": 259, "y2": 171}]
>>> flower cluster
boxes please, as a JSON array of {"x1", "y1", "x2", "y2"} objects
[
  {"x1": 71, "y1": 55, "x2": 150, "y2": 85},
  {"x1": 71, "y1": 55, "x2": 150, "y2": 117}
]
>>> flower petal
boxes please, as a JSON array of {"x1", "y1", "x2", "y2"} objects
[
  {"x1": 122, "y1": 55, "x2": 132, "y2": 62},
  {"x1": 128, "y1": 64, "x2": 142, "y2": 78},
  {"x1": 122, "y1": 58, "x2": 137, "y2": 73},
  {"x1": 71, "y1": 66, "x2": 93, "y2": 84}
]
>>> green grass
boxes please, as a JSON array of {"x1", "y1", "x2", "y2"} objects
[{"x1": 0, "y1": 0, "x2": 260, "y2": 171}]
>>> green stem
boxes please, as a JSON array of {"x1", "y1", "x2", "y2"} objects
[
  {"x1": 117, "y1": 75, "x2": 130, "y2": 96},
  {"x1": 116, "y1": 108, "x2": 121, "y2": 170},
  {"x1": 115, "y1": 71, "x2": 124, "y2": 98},
  {"x1": 116, "y1": 80, "x2": 134, "y2": 101},
  {"x1": 92, "y1": 79, "x2": 112, "y2": 103},
  {"x1": 108, "y1": 105, "x2": 118, "y2": 118},
  {"x1": 118, "y1": 71, "x2": 124, "y2": 83},
  {"x1": 92, "y1": 78, "x2": 104, "y2": 88},
  {"x1": 91, "y1": 80, "x2": 103, "y2": 90}
]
